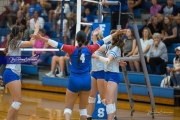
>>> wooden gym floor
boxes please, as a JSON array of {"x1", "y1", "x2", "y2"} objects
[{"x1": 0, "y1": 89, "x2": 180, "y2": 120}]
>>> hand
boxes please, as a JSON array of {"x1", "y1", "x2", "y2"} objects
[
  {"x1": 32, "y1": 34, "x2": 42, "y2": 40},
  {"x1": 93, "y1": 27, "x2": 100, "y2": 36},
  {"x1": 102, "y1": 0, "x2": 105, "y2": 5},
  {"x1": 116, "y1": 29, "x2": 127, "y2": 35},
  {"x1": 119, "y1": 60, "x2": 127, "y2": 67}
]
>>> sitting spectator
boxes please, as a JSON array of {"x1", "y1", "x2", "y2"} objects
[
  {"x1": 57, "y1": 14, "x2": 69, "y2": 44},
  {"x1": 129, "y1": 27, "x2": 153, "y2": 72},
  {"x1": 14, "y1": 11, "x2": 26, "y2": 33},
  {"x1": 82, "y1": 0, "x2": 96, "y2": 12},
  {"x1": 48, "y1": 1, "x2": 71, "y2": 22},
  {"x1": 167, "y1": 46, "x2": 180, "y2": 88},
  {"x1": 46, "y1": 54, "x2": 70, "y2": 78},
  {"x1": 17, "y1": 0, "x2": 31, "y2": 14},
  {"x1": 24, "y1": 10, "x2": 45, "y2": 40},
  {"x1": 37, "y1": 0, "x2": 51, "y2": 16},
  {"x1": 128, "y1": 0, "x2": 142, "y2": 13},
  {"x1": 32, "y1": 29, "x2": 55, "y2": 66},
  {"x1": 81, "y1": 7, "x2": 94, "y2": 36},
  {"x1": 48, "y1": 1, "x2": 61, "y2": 22},
  {"x1": 123, "y1": 29, "x2": 137, "y2": 71},
  {"x1": 162, "y1": 16, "x2": 179, "y2": 47},
  {"x1": 1, "y1": 0, "x2": 19, "y2": 29},
  {"x1": 146, "y1": 33, "x2": 168, "y2": 75},
  {"x1": 147, "y1": 16, "x2": 163, "y2": 35},
  {"x1": 28, "y1": 0, "x2": 42, "y2": 18},
  {"x1": 158, "y1": 0, "x2": 178, "y2": 17},
  {"x1": 150, "y1": 0, "x2": 161, "y2": 17},
  {"x1": 72, "y1": 0, "x2": 85, "y2": 14}
]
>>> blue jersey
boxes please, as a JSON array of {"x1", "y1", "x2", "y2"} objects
[
  {"x1": 109, "y1": 0, "x2": 128, "y2": 12},
  {"x1": 58, "y1": 40, "x2": 104, "y2": 74}
]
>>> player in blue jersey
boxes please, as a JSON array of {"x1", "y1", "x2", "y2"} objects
[
  {"x1": 87, "y1": 29, "x2": 107, "y2": 120},
  {"x1": 32, "y1": 28, "x2": 126, "y2": 120},
  {"x1": 3, "y1": 23, "x2": 39, "y2": 120},
  {"x1": 92, "y1": 29, "x2": 127, "y2": 120}
]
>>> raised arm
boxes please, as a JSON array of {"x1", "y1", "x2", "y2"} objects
[{"x1": 88, "y1": 28, "x2": 126, "y2": 53}]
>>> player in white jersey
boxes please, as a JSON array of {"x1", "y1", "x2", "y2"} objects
[
  {"x1": 3, "y1": 22, "x2": 39, "y2": 120},
  {"x1": 87, "y1": 28, "x2": 107, "y2": 120},
  {"x1": 92, "y1": 29, "x2": 127, "y2": 120}
]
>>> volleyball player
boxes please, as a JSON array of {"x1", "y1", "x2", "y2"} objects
[
  {"x1": 92, "y1": 29, "x2": 126, "y2": 120},
  {"x1": 32, "y1": 28, "x2": 126, "y2": 120},
  {"x1": 3, "y1": 22, "x2": 39, "y2": 120},
  {"x1": 87, "y1": 29, "x2": 106, "y2": 120}
]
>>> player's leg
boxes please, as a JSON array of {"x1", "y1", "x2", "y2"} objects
[
  {"x1": 87, "y1": 76, "x2": 97, "y2": 119},
  {"x1": 64, "y1": 89, "x2": 79, "y2": 120},
  {"x1": 79, "y1": 90, "x2": 90, "y2": 120}
]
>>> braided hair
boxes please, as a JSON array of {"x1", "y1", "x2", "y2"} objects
[
  {"x1": 76, "y1": 31, "x2": 87, "y2": 66},
  {"x1": 6, "y1": 26, "x2": 22, "y2": 51}
]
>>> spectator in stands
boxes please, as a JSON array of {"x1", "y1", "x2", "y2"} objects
[
  {"x1": 1, "y1": 0, "x2": 19, "y2": 29},
  {"x1": 46, "y1": 55, "x2": 69, "y2": 78},
  {"x1": 37, "y1": 0, "x2": 51, "y2": 16},
  {"x1": 69, "y1": 12, "x2": 77, "y2": 45},
  {"x1": 17, "y1": 0, "x2": 31, "y2": 15},
  {"x1": 150, "y1": 0, "x2": 162, "y2": 17},
  {"x1": 167, "y1": 46, "x2": 180, "y2": 88},
  {"x1": 82, "y1": 0, "x2": 96, "y2": 12},
  {"x1": 72, "y1": 0, "x2": 85, "y2": 14},
  {"x1": 32, "y1": 29, "x2": 55, "y2": 66},
  {"x1": 48, "y1": 1, "x2": 71, "y2": 23},
  {"x1": 162, "y1": 16, "x2": 179, "y2": 47},
  {"x1": 81, "y1": 8, "x2": 94, "y2": 36},
  {"x1": 14, "y1": 11, "x2": 26, "y2": 32},
  {"x1": 174, "y1": 14, "x2": 180, "y2": 37},
  {"x1": 146, "y1": 33, "x2": 168, "y2": 75},
  {"x1": 147, "y1": 16, "x2": 163, "y2": 35},
  {"x1": 129, "y1": 27, "x2": 153, "y2": 72},
  {"x1": 24, "y1": 10, "x2": 44, "y2": 40},
  {"x1": 57, "y1": 14, "x2": 69, "y2": 44},
  {"x1": 128, "y1": 0, "x2": 142, "y2": 13},
  {"x1": 158, "y1": 0, "x2": 179, "y2": 17},
  {"x1": 123, "y1": 29, "x2": 137, "y2": 71},
  {"x1": 28, "y1": 0, "x2": 42, "y2": 18},
  {"x1": 102, "y1": 0, "x2": 128, "y2": 29}
]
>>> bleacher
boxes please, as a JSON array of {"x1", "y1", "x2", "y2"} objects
[{"x1": 0, "y1": 0, "x2": 180, "y2": 106}]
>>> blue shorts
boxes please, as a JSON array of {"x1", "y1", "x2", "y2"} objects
[
  {"x1": 105, "y1": 72, "x2": 120, "y2": 84},
  {"x1": 68, "y1": 72, "x2": 91, "y2": 93},
  {"x1": 91, "y1": 70, "x2": 105, "y2": 80},
  {"x1": 3, "y1": 69, "x2": 20, "y2": 85}
]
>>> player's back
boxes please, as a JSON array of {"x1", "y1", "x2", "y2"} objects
[{"x1": 69, "y1": 47, "x2": 92, "y2": 73}]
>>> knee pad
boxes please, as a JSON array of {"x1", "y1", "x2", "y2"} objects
[
  {"x1": 11, "y1": 102, "x2": 21, "y2": 110},
  {"x1": 88, "y1": 96, "x2": 96, "y2": 103},
  {"x1": 106, "y1": 104, "x2": 114, "y2": 114},
  {"x1": 64, "y1": 108, "x2": 72, "y2": 115},
  {"x1": 101, "y1": 99, "x2": 106, "y2": 106},
  {"x1": 79, "y1": 109, "x2": 87, "y2": 116}
]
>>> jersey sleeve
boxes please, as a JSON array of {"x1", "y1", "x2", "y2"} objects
[
  {"x1": 17, "y1": 41, "x2": 22, "y2": 48},
  {"x1": 109, "y1": 46, "x2": 120, "y2": 58},
  {"x1": 87, "y1": 44, "x2": 100, "y2": 53},
  {"x1": 61, "y1": 44, "x2": 76, "y2": 55}
]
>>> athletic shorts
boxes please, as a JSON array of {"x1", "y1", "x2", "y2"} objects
[
  {"x1": 68, "y1": 72, "x2": 91, "y2": 93},
  {"x1": 105, "y1": 72, "x2": 120, "y2": 84},
  {"x1": 3, "y1": 69, "x2": 20, "y2": 85},
  {"x1": 91, "y1": 70, "x2": 105, "y2": 80}
]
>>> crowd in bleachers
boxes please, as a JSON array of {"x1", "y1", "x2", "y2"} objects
[{"x1": 0, "y1": 0, "x2": 180, "y2": 88}]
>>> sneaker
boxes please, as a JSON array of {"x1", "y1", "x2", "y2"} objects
[
  {"x1": 114, "y1": 116, "x2": 118, "y2": 120},
  {"x1": 0, "y1": 85, "x2": 4, "y2": 90},
  {"x1": 87, "y1": 117, "x2": 92, "y2": 120},
  {"x1": 45, "y1": 72, "x2": 55, "y2": 77},
  {"x1": 56, "y1": 72, "x2": 64, "y2": 78}
]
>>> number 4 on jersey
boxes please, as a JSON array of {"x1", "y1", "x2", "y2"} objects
[{"x1": 80, "y1": 53, "x2": 85, "y2": 63}]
